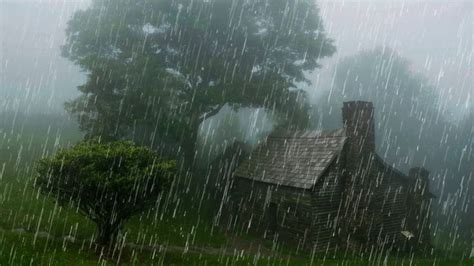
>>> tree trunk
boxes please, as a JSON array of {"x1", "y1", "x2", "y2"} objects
[
  {"x1": 95, "y1": 221, "x2": 121, "y2": 248},
  {"x1": 181, "y1": 122, "x2": 200, "y2": 169}
]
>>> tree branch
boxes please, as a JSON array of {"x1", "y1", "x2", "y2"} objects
[{"x1": 198, "y1": 104, "x2": 225, "y2": 123}]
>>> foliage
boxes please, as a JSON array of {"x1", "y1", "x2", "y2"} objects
[
  {"x1": 34, "y1": 139, "x2": 175, "y2": 246},
  {"x1": 62, "y1": 0, "x2": 336, "y2": 159}
]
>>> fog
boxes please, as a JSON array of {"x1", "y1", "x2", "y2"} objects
[
  {"x1": 0, "y1": 0, "x2": 88, "y2": 113},
  {"x1": 1, "y1": 0, "x2": 471, "y2": 116},
  {"x1": 314, "y1": 1, "x2": 472, "y2": 119}
]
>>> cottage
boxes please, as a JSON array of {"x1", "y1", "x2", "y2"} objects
[{"x1": 224, "y1": 101, "x2": 434, "y2": 252}]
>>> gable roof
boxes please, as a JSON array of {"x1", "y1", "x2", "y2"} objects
[
  {"x1": 373, "y1": 155, "x2": 436, "y2": 198},
  {"x1": 373, "y1": 154, "x2": 410, "y2": 182},
  {"x1": 234, "y1": 129, "x2": 347, "y2": 189}
]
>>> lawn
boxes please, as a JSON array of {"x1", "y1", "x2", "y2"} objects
[
  {"x1": 2, "y1": 229, "x2": 472, "y2": 266},
  {"x1": 0, "y1": 229, "x2": 296, "y2": 265}
]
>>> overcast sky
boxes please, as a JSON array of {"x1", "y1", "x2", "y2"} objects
[
  {"x1": 0, "y1": 0, "x2": 88, "y2": 114},
  {"x1": 312, "y1": 0, "x2": 472, "y2": 117},
  {"x1": 0, "y1": 0, "x2": 472, "y2": 116}
]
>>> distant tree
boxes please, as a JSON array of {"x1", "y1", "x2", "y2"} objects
[
  {"x1": 318, "y1": 48, "x2": 474, "y2": 250},
  {"x1": 319, "y1": 47, "x2": 442, "y2": 168},
  {"x1": 451, "y1": 107, "x2": 474, "y2": 237},
  {"x1": 35, "y1": 139, "x2": 175, "y2": 248},
  {"x1": 62, "y1": 0, "x2": 335, "y2": 162}
]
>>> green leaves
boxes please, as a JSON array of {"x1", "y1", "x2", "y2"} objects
[
  {"x1": 34, "y1": 139, "x2": 175, "y2": 245},
  {"x1": 62, "y1": 0, "x2": 336, "y2": 158}
]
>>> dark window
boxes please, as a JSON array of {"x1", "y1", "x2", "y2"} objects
[{"x1": 268, "y1": 202, "x2": 278, "y2": 231}]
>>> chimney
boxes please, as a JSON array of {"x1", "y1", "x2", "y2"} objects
[
  {"x1": 409, "y1": 167, "x2": 430, "y2": 196},
  {"x1": 342, "y1": 101, "x2": 375, "y2": 155}
]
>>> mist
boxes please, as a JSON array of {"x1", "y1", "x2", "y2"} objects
[
  {"x1": 0, "y1": 0, "x2": 88, "y2": 114},
  {"x1": 1, "y1": 1, "x2": 471, "y2": 115},
  {"x1": 313, "y1": 1, "x2": 472, "y2": 119}
]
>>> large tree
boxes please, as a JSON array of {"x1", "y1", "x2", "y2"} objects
[{"x1": 63, "y1": 0, "x2": 335, "y2": 161}]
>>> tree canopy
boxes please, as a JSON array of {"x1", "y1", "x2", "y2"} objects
[
  {"x1": 63, "y1": 0, "x2": 335, "y2": 160},
  {"x1": 35, "y1": 139, "x2": 175, "y2": 247}
]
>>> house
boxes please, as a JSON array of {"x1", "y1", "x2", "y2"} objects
[{"x1": 223, "y1": 101, "x2": 434, "y2": 252}]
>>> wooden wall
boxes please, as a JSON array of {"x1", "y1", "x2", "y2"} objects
[
  {"x1": 367, "y1": 165, "x2": 409, "y2": 248},
  {"x1": 340, "y1": 156, "x2": 410, "y2": 249},
  {"x1": 227, "y1": 177, "x2": 315, "y2": 250},
  {"x1": 338, "y1": 152, "x2": 411, "y2": 250},
  {"x1": 226, "y1": 161, "x2": 345, "y2": 252},
  {"x1": 310, "y1": 164, "x2": 344, "y2": 252},
  {"x1": 225, "y1": 153, "x2": 414, "y2": 252}
]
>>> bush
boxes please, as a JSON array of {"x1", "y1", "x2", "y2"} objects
[{"x1": 34, "y1": 139, "x2": 175, "y2": 248}]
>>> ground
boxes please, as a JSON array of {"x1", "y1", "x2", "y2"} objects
[{"x1": 0, "y1": 114, "x2": 471, "y2": 265}]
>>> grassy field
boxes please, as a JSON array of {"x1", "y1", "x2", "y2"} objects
[
  {"x1": 2, "y1": 229, "x2": 472, "y2": 266},
  {"x1": 0, "y1": 113, "x2": 472, "y2": 265},
  {"x1": 0, "y1": 229, "x2": 307, "y2": 265}
]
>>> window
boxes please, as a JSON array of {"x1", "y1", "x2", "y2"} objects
[{"x1": 268, "y1": 202, "x2": 278, "y2": 231}]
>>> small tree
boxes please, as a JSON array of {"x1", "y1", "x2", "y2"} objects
[{"x1": 35, "y1": 139, "x2": 175, "y2": 248}]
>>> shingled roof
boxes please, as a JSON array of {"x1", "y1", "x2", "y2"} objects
[{"x1": 234, "y1": 129, "x2": 347, "y2": 189}]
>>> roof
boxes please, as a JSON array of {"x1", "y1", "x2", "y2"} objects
[
  {"x1": 234, "y1": 129, "x2": 347, "y2": 189},
  {"x1": 374, "y1": 154, "x2": 410, "y2": 182},
  {"x1": 375, "y1": 153, "x2": 436, "y2": 199}
]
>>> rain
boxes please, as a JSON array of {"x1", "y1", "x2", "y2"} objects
[{"x1": 0, "y1": 0, "x2": 472, "y2": 265}]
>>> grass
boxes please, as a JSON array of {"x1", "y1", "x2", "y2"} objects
[
  {"x1": 2, "y1": 229, "x2": 472, "y2": 266},
  {"x1": 0, "y1": 174, "x2": 226, "y2": 247},
  {"x1": 0, "y1": 229, "x2": 260, "y2": 265}
]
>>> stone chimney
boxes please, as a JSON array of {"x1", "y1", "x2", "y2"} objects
[{"x1": 342, "y1": 101, "x2": 376, "y2": 155}]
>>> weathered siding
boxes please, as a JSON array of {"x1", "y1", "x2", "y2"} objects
[
  {"x1": 339, "y1": 153, "x2": 410, "y2": 249},
  {"x1": 310, "y1": 164, "x2": 344, "y2": 251},
  {"x1": 228, "y1": 177, "x2": 314, "y2": 249},
  {"x1": 342, "y1": 156, "x2": 410, "y2": 249},
  {"x1": 228, "y1": 161, "x2": 345, "y2": 252},
  {"x1": 367, "y1": 167, "x2": 409, "y2": 246},
  {"x1": 225, "y1": 159, "x2": 415, "y2": 252}
]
